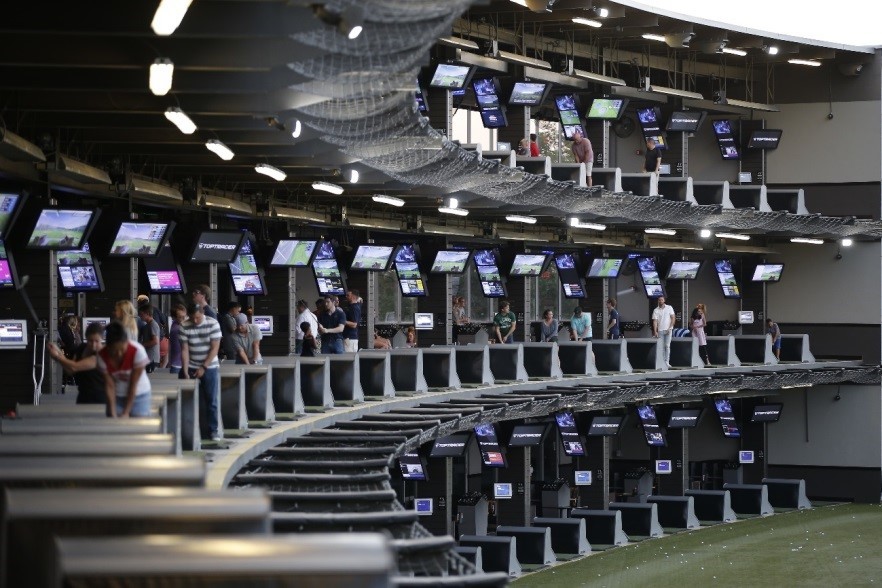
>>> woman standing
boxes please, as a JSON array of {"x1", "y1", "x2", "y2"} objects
[
  {"x1": 113, "y1": 300, "x2": 140, "y2": 341},
  {"x1": 452, "y1": 296, "x2": 468, "y2": 344},
  {"x1": 96, "y1": 321, "x2": 152, "y2": 417},
  {"x1": 539, "y1": 309, "x2": 559, "y2": 342},
  {"x1": 691, "y1": 305, "x2": 711, "y2": 366}
]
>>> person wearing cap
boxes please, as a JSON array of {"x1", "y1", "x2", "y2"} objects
[
  {"x1": 294, "y1": 299, "x2": 319, "y2": 355},
  {"x1": 191, "y1": 285, "x2": 217, "y2": 320},
  {"x1": 232, "y1": 312, "x2": 263, "y2": 365},
  {"x1": 570, "y1": 306, "x2": 592, "y2": 341},
  {"x1": 179, "y1": 302, "x2": 222, "y2": 441}
]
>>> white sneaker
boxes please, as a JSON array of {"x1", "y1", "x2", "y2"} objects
[{"x1": 211, "y1": 433, "x2": 222, "y2": 441}]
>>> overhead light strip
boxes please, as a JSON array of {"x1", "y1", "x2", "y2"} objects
[
  {"x1": 438, "y1": 36, "x2": 480, "y2": 50},
  {"x1": 205, "y1": 139, "x2": 234, "y2": 161},
  {"x1": 572, "y1": 68, "x2": 626, "y2": 86},
  {"x1": 164, "y1": 107, "x2": 196, "y2": 134},
  {"x1": 506, "y1": 214, "x2": 537, "y2": 224},
  {"x1": 572, "y1": 17, "x2": 602, "y2": 28},
  {"x1": 149, "y1": 59, "x2": 174, "y2": 96},
  {"x1": 439, "y1": 206, "x2": 469, "y2": 216},
  {"x1": 790, "y1": 237, "x2": 824, "y2": 245},
  {"x1": 372, "y1": 195, "x2": 405, "y2": 207},
  {"x1": 648, "y1": 85, "x2": 704, "y2": 100},
  {"x1": 493, "y1": 48, "x2": 552, "y2": 70},
  {"x1": 313, "y1": 181, "x2": 344, "y2": 195},
  {"x1": 715, "y1": 232, "x2": 750, "y2": 241},
  {"x1": 642, "y1": 33, "x2": 666, "y2": 42},
  {"x1": 788, "y1": 59, "x2": 822, "y2": 67},
  {"x1": 569, "y1": 218, "x2": 606, "y2": 231},
  {"x1": 645, "y1": 228, "x2": 677, "y2": 235},
  {"x1": 151, "y1": 0, "x2": 193, "y2": 36},
  {"x1": 721, "y1": 47, "x2": 747, "y2": 57},
  {"x1": 255, "y1": 163, "x2": 286, "y2": 182}
]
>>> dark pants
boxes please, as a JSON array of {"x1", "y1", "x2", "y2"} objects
[
  {"x1": 699, "y1": 344, "x2": 709, "y2": 365},
  {"x1": 182, "y1": 366, "x2": 219, "y2": 439}
]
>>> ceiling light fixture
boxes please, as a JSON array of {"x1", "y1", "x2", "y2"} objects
[
  {"x1": 446, "y1": 197, "x2": 460, "y2": 209},
  {"x1": 348, "y1": 169, "x2": 360, "y2": 183},
  {"x1": 572, "y1": 68, "x2": 627, "y2": 86},
  {"x1": 491, "y1": 42, "x2": 552, "y2": 70},
  {"x1": 569, "y1": 218, "x2": 606, "y2": 231},
  {"x1": 205, "y1": 139, "x2": 234, "y2": 161},
  {"x1": 788, "y1": 58, "x2": 822, "y2": 67},
  {"x1": 163, "y1": 107, "x2": 196, "y2": 134},
  {"x1": 699, "y1": 229, "x2": 712, "y2": 238},
  {"x1": 790, "y1": 237, "x2": 824, "y2": 245},
  {"x1": 372, "y1": 195, "x2": 405, "y2": 207},
  {"x1": 572, "y1": 17, "x2": 602, "y2": 28},
  {"x1": 202, "y1": 193, "x2": 252, "y2": 215},
  {"x1": 648, "y1": 85, "x2": 704, "y2": 100},
  {"x1": 313, "y1": 181, "x2": 344, "y2": 195},
  {"x1": 645, "y1": 228, "x2": 677, "y2": 235},
  {"x1": 149, "y1": 58, "x2": 174, "y2": 96},
  {"x1": 764, "y1": 45, "x2": 780, "y2": 55},
  {"x1": 0, "y1": 128, "x2": 46, "y2": 162},
  {"x1": 151, "y1": 0, "x2": 193, "y2": 36},
  {"x1": 842, "y1": 238, "x2": 854, "y2": 247},
  {"x1": 724, "y1": 98, "x2": 780, "y2": 112},
  {"x1": 438, "y1": 36, "x2": 480, "y2": 51},
  {"x1": 291, "y1": 119, "x2": 302, "y2": 139},
  {"x1": 54, "y1": 155, "x2": 112, "y2": 185},
  {"x1": 721, "y1": 47, "x2": 747, "y2": 56},
  {"x1": 506, "y1": 214, "x2": 537, "y2": 224},
  {"x1": 439, "y1": 206, "x2": 469, "y2": 216},
  {"x1": 274, "y1": 206, "x2": 329, "y2": 224},
  {"x1": 597, "y1": 7, "x2": 609, "y2": 17},
  {"x1": 129, "y1": 177, "x2": 183, "y2": 205},
  {"x1": 642, "y1": 33, "x2": 667, "y2": 42},
  {"x1": 715, "y1": 232, "x2": 750, "y2": 241},
  {"x1": 340, "y1": 5, "x2": 364, "y2": 40},
  {"x1": 254, "y1": 163, "x2": 286, "y2": 182}
]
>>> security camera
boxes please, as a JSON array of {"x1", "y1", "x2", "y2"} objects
[
  {"x1": 834, "y1": 392, "x2": 841, "y2": 401},
  {"x1": 827, "y1": 113, "x2": 834, "y2": 120},
  {"x1": 835, "y1": 252, "x2": 842, "y2": 260}
]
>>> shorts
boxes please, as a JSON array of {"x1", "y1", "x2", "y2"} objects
[
  {"x1": 772, "y1": 339, "x2": 782, "y2": 350},
  {"x1": 585, "y1": 161, "x2": 593, "y2": 180}
]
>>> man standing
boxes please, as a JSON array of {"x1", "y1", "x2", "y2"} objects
[
  {"x1": 180, "y1": 302, "x2": 222, "y2": 441},
  {"x1": 651, "y1": 296, "x2": 676, "y2": 368},
  {"x1": 493, "y1": 300, "x2": 517, "y2": 344},
  {"x1": 317, "y1": 296, "x2": 345, "y2": 354},
  {"x1": 766, "y1": 318, "x2": 782, "y2": 360},
  {"x1": 294, "y1": 299, "x2": 318, "y2": 355},
  {"x1": 343, "y1": 289, "x2": 363, "y2": 352},
  {"x1": 191, "y1": 285, "x2": 218, "y2": 320},
  {"x1": 137, "y1": 305, "x2": 160, "y2": 373},
  {"x1": 606, "y1": 298, "x2": 621, "y2": 339},
  {"x1": 571, "y1": 129, "x2": 594, "y2": 187},
  {"x1": 642, "y1": 137, "x2": 662, "y2": 174},
  {"x1": 219, "y1": 301, "x2": 241, "y2": 361},
  {"x1": 529, "y1": 133, "x2": 540, "y2": 157}
]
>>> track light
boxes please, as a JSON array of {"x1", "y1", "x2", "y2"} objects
[
  {"x1": 254, "y1": 163, "x2": 286, "y2": 182},
  {"x1": 205, "y1": 139, "x2": 234, "y2": 161},
  {"x1": 439, "y1": 206, "x2": 469, "y2": 216},
  {"x1": 291, "y1": 119, "x2": 302, "y2": 139},
  {"x1": 149, "y1": 58, "x2": 174, "y2": 96},
  {"x1": 842, "y1": 238, "x2": 854, "y2": 247},
  {"x1": 715, "y1": 232, "x2": 750, "y2": 241},
  {"x1": 699, "y1": 229, "x2": 712, "y2": 238},
  {"x1": 790, "y1": 237, "x2": 824, "y2": 245},
  {"x1": 788, "y1": 59, "x2": 822, "y2": 67},
  {"x1": 313, "y1": 181, "x2": 344, "y2": 195},
  {"x1": 151, "y1": 0, "x2": 193, "y2": 36},
  {"x1": 572, "y1": 17, "x2": 602, "y2": 28},
  {"x1": 506, "y1": 214, "x2": 537, "y2": 224},
  {"x1": 164, "y1": 107, "x2": 196, "y2": 134},
  {"x1": 372, "y1": 195, "x2": 404, "y2": 207},
  {"x1": 569, "y1": 218, "x2": 606, "y2": 231},
  {"x1": 645, "y1": 228, "x2": 676, "y2": 235}
]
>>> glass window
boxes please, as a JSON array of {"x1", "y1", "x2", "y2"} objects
[
  {"x1": 376, "y1": 269, "x2": 399, "y2": 323},
  {"x1": 535, "y1": 263, "x2": 562, "y2": 319}
]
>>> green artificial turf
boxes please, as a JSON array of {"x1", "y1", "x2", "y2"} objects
[{"x1": 513, "y1": 504, "x2": 882, "y2": 587}]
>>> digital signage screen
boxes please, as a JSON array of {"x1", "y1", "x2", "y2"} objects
[
  {"x1": 270, "y1": 240, "x2": 318, "y2": 267},
  {"x1": 143, "y1": 244, "x2": 186, "y2": 294},
  {"x1": 430, "y1": 433, "x2": 471, "y2": 458},
  {"x1": 714, "y1": 259, "x2": 741, "y2": 299},
  {"x1": 554, "y1": 94, "x2": 585, "y2": 140},
  {"x1": 586, "y1": 98, "x2": 628, "y2": 120},
  {"x1": 751, "y1": 264, "x2": 784, "y2": 282},
  {"x1": 351, "y1": 245, "x2": 395, "y2": 271},
  {"x1": 0, "y1": 241, "x2": 19, "y2": 290},
  {"x1": 751, "y1": 403, "x2": 783, "y2": 423},
  {"x1": 396, "y1": 262, "x2": 427, "y2": 297},
  {"x1": 27, "y1": 209, "x2": 99, "y2": 250},
  {"x1": 56, "y1": 243, "x2": 102, "y2": 292},
  {"x1": 666, "y1": 110, "x2": 706, "y2": 133},
  {"x1": 474, "y1": 422, "x2": 506, "y2": 467},
  {"x1": 667, "y1": 408, "x2": 703, "y2": 429},
  {"x1": 398, "y1": 452, "x2": 429, "y2": 481},
  {"x1": 312, "y1": 241, "x2": 346, "y2": 296},
  {"x1": 231, "y1": 273, "x2": 266, "y2": 295},
  {"x1": 712, "y1": 119, "x2": 740, "y2": 160},
  {"x1": 747, "y1": 129, "x2": 783, "y2": 149},
  {"x1": 508, "y1": 424, "x2": 548, "y2": 447},
  {"x1": 714, "y1": 398, "x2": 741, "y2": 438},
  {"x1": 666, "y1": 261, "x2": 703, "y2": 280},
  {"x1": 480, "y1": 108, "x2": 508, "y2": 129},
  {"x1": 429, "y1": 64, "x2": 473, "y2": 89},
  {"x1": 554, "y1": 252, "x2": 586, "y2": 299},
  {"x1": 587, "y1": 258, "x2": 623, "y2": 278},
  {"x1": 509, "y1": 253, "x2": 548, "y2": 277},
  {"x1": 189, "y1": 230, "x2": 245, "y2": 264},
  {"x1": 638, "y1": 257, "x2": 665, "y2": 298},
  {"x1": 474, "y1": 248, "x2": 505, "y2": 298},
  {"x1": 555, "y1": 411, "x2": 585, "y2": 456},
  {"x1": 0, "y1": 193, "x2": 25, "y2": 240},
  {"x1": 587, "y1": 415, "x2": 623, "y2": 436},
  {"x1": 637, "y1": 106, "x2": 667, "y2": 150},
  {"x1": 430, "y1": 250, "x2": 470, "y2": 273},
  {"x1": 637, "y1": 404, "x2": 666, "y2": 447},
  {"x1": 108, "y1": 221, "x2": 173, "y2": 257},
  {"x1": 229, "y1": 238, "x2": 259, "y2": 275},
  {"x1": 509, "y1": 82, "x2": 550, "y2": 107}
]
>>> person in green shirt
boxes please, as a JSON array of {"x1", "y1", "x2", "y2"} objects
[
  {"x1": 570, "y1": 306, "x2": 592, "y2": 341},
  {"x1": 493, "y1": 300, "x2": 517, "y2": 344}
]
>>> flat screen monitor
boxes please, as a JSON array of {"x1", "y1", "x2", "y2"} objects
[
  {"x1": 431, "y1": 250, "x2": 470, "y2": 273},
  {"x1": 752, "y1": 264, "x2": 784, "y2": 282},
  {"x1": 0, "y1": 193, "x2": 26, "y2": 240},
  {"x1": 508, "y1": 424, "x2": 547, "y2": 447},
  {"x1": 108, "y1": 221, "x2": 173, "y2": 257},
  {"x1": 398, "y1": 452, "x2": 429, "y2": 481},
  {"x1": 509, "y1": 81, "x2": 550, "y2": 107},
  {"x1": 56, "y1": 243, "x2": 102, "y2": 292},
  {"x1": 414, "y1": 89, "x2": 428, "y2": 113},
  {"x1": 554, "y1": 94, "x2": 585, "y2": 140},
  {"x1": 351, "y1": 245, "x2": 395, "y2": 271},
  {"x1": 637, "y1": 404, "x2": 666, "y2": 447},
  {"x1": 143, "y1": 245, "x2": 186, "y2": 294},
  {"x1": 0, "y1": 241, "x2": 20, "y2": 290},
  {"x1": 655, "y1": 460, "x2": 673, "y2": 475},
  {"x1": 637, "y1": 106, "x2": 659, "y2": 126},
  {"x1": 396, "y1": 262, "x2": 427, "y2": 297},
  {"x1": 714, "y1": 259, "x2": 741, "y2": 299},
  {"x1": 587, "y1": 258, "x2": 623, "y2": 278},
  {"x1": 472, "y1": 78, "x2": 500, "y2": 110},
  {"x1": 509, "y1": 253, "x2": 548, "y2": 277},
  {"x1": 666, "y1": 260, "x2": 703, "y2": 280},
  {"x1": 555, "y1": 411, "x2": 585, "y2": 456},
  {"x1": 415, "y1": 498, "x2": 433, "y2": 515},
  {"x1": 713, "y1": 398, "x2": 740, "y2": 438},
  {"x1": 574, "y1": 471, "x2": 592, "y2": 486},
  {"x1": 748, "y1": 129, "x2": 782, "y2": 149},
  {"x1": 638, "y1": 257, "x2": 665, "y2": 298},
  {"x1": 496, "y1": 141, "x2": 511, "y2": 151},
  {"x1": 667, "y1": 408, "x2": 703, "y2": 429},
  {"x1": 82, "y1": 317, "x2": 109, "y2": 339},
  {"x1": 414, "y1": 313, "x2": 433, "y2": 330},
  {"x1": 429, "y1": 63, "x2": 473, "y2": 89},
  {"x1": 229, "y1": 238, "x2": 259, "y2": 275},
  {"x1": 587, "y1": 415, "x2": 623, "y2": 436},
  {"x1": 27, "y1": 209, "x2": 99, "y2": 250},
  {"x1": 751, "y1": 403, "x2": 783, "y2": 423},
  {"x1": 189, "y1": 230, "x2": 245, "y2": 264},
  {"x1": 430, "y1": 433, "x2": 470, "y2": 458},
  {"x1": 474, "y1": 422, "x2": 506, "y2": 468},
  {"x1": 480, "y1": 108, "x2": 507, "y2": 129},
  {"x1": 586, "y1": 98, "x2": 628, "y2": 120},
  {"x1": 554, "y1": 252, "x2": 586, "y2": 299},
  {"x1": 666, "y1": 110, "x2": 706, "y2": 132},
  {"x1": 0, "y1": 319, "x2": 27, "y2": 349},
  {"x1": 231, "y1": 273, "x2": 266, "y2": 295},
  {"x1": 313, "y1": 241, "x2": 346, "y2": 296},
  {"x1": 252, "y1": 315, "x2": 273, "y2": 335},
  {"x1": 712, "y1": 119, "x2": 740, "y2": 160},
  {"x1": 738, "y1": 311, "x2": 755, "y2": 325},
  {"x1": 738, "y1": 450, "x2": 755, "y2": 464},
  {"x1": 270, "y1": 240, "x2": 318, "y2": 267},
  {"x1": 474, "y1": 248, "x2": 505, "y2": 298},
  {"x1": 493, "y1": 483, "x2": 513, "y2": 500}
]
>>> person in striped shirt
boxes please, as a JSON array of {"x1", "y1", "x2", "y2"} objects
[{"x1": 180, "y1": 302, "x2": 222, "y2": 441}]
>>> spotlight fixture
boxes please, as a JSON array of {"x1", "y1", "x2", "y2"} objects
[
  {"x1": 788, "y1": 59, "x2": 822, "y2": 67},
  {"x1": 340, "y1": 4, "x2": 365, "y2": 40},
  {"x1": 506, "y1": 214, "x2": 537, "y2": 224},
  {"x1": 151, "y1": 0, "x2": 193, "y2": 36},
  {"x1": 164, "y1": 107, "x2": 197, "y2": 134},
  {"x1": 790, "y1": 237, "x2": 824, "y2": 245},
  {"x1": 348, "y1": 169, "x2": 360, "y2": 183},
  {"x1": 445, "y1": 197, "x2": 460, "y2": 209},
  {"x1": 596, "y1": 7, "x2": 609, "y2": 17},
  {"x1": 842, "y1": 238, "x2": 854, "y2": 247},
  {"x1": 720, "y1": 47, "x2": 747, "y2": 57},
  {"x1": 699, "y1": 229, "x2": 712, "y2": 238},
  {"x1": 569, "y1": 218, "x2": 606, "y2": 231},
  {"x1": 149, "y1": 58, "x2": 174, "y2": 96},
  {"x1": 205, "y1": 139, "x2": 234, "y2": 161},
  {"x1": 764, "y1": 45, "x2": 779, "y2": 55},
  {"x1": 313, "y1": 181, "x2": 344, "y2": 195},
  {"x1": 439, "y1": 206, "x2": 469, "y2": 216},
  {"x1": 254, "y1": 163, "x2": 287, "y2": 182},
  {"x1": 641, "y1": 33, "x2": 666, "y2": 42},
  {"x1": 715, "y1": 232, "x2": 750, "y2": 241},
  {"x1": 291, "y1": 119, "x2": 302, "y2": 139},
  {"x1": 572, "y1": 17, "x2": 602, "y2": 28},
  {"x1": 645, "y1": 228, "x2": 677, "y2": 236},
  {"x1": 372, "y1": 194, "x2": 405, "y2": 207}
]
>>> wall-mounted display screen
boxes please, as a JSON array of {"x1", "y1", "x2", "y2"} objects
[
  {"x1": 108, "y1": 221, "x2": 174, "y2": 257},
  {"x1": 494, "y1": 483, "x2": 513, "y2": 499},
  {"x1": 474, "y1": 248, "x2": 506, "y2": 298},
  {"x1": 429, "y1": 63, "x2": 473, "y2": 89},
  {"x1": 637, "y1": 404, "x2": 666, "y2": 447},
  {"x1": 430, "y1": 250, "x2": 470, "y2": 273},
  {"x1": 712, "y1": 119, "x2": 740, "y2": 160},
  {"x1": 637, "y1": 106, "x2": 667, "y2": 150},
  {"x1": 474, "y1": 423, "x2": 506, "y2": 467},
  {"x1": 509, "y1": 81, "x2": 550, "y2": 106},
  {"x1": 398, "y1": 452, "x2": 429, "y2": 481},
  {"x1": 351, "y1": 245, "x2": 395, "y2": 271},
  {"x1": 752, "y1": 264, "x2": 784, "y2": 282},
  {"x1": 56, "y1": 243, "x2": 102, "y2": 292},
  {"x1": 0, "y1": 193, "x2": 25, "y2": 240},
  {"x1": 395, "y1": 244, "x2": 426, "y2": 297},
  {"x1": 231, "y1": 273, "x2": 266, "y2": 295},
  {"x1": 638, "y1": 257, "x2": 664, "y2": 298},
  {"x1": 480, "y1": 108, "x2": 508, "y2": 129},
  {"x1": 430, "y1": 433, "x2": 470, "y2": 457},
  {"x1": 509, "y1": 253, "x2": 548, "y2": 276},
  {"x1": 472, "y1": 78, "x2": 500, "y2": 110},
  {"x1": 27, "y1": 209, "x2": 99, "y2": 250},
  {"x1": 586, "y1": 97, "x2": 628, "y2": 120},
  {"x1": 666, "y1": 110, "x2": 706, "y2": 132},
  {"x1": 713, "y1": 398, "x2": 740, "y2": 438},
  {"x1": 747, "y1": 129, "x2": 783, "y2": 149},
  {"x1": 587, "y1": 415, "x2": 623, "y2": 436},
  {"x1": 554, "y1": 252, "x2": 586, "y2": 299},
  {"x1": 313, "y1": 241, "x2": 346, "y2": 296},
  {"x1": 555, "y1": 411, "x2": 585, "y2": 456},
  {"x1": 554, "y1": 94, "x2": 585, "y2": 140},
  {"x1": 751, "y1": 403, "x2": 783, "y2": 423},
  {"x1": 229, "y1": 238, "x2": 259, "y2": 275},
  {"x1": 414, "y1": 89, "x2": 428, "y2": 113},
  {"x1": 739, "y1": 450, "x2": 755, "y2": 464},
  {"x1": 270, "y1": 240, "x2": 318, "y2": 267},
  {"x1": 508, "y1": 423, "x2": 548, "y2": 447},
  {"x1": 714, "y1": 259, "x2": 741, "y2": 298},
  {"x1": 189, "y1": 230, "x2": 245, "y2": 264},
  {"x1": 666, "y1": 260, "x2": 703, "y2": 280},
  {"x1": 667, "y1": 408, "x2": 703, "y2": 428},
  {"x1": 587, "y1": 258, "x2": 623, "y2": 278},
  {"x1": 0, "y1": 240, "x2": 19, "y2": 290},
  {"x1": 143, "y1": 244, "x2": 186, "y2": 294}
]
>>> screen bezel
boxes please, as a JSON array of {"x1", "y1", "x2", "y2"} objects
[
  {"x1": 508, "y1": 81, "x2": 551, "y2": 107},
  {"x1": 26, "y1": 208, "x2": 100, "y2": 251},
  {"x1": 350, "y1": 244, "x2": 396, "y2": 272},
  {"x1": 107, "y1": 221, "x2": 175, "y2": 258},
  {"x1": 751, "y1": 264, "x2": 784, "y2": 282},
  {"x1": 413, "y1": 312, "x2": 433, "y2": 330},
  {"x1": 0, "y1": 192, "x2": 27, "y2": 241},
  {"x1": 429, "y1": 63, "x2": 474, "y2": 89},
  {"x1": 430, "y1": 250, "x2": 471, "y2": 274},
  {"x1": 494, "y1": 483, "x2": 513, "y2": 500},
  {"x1": 586, "y1": 97, "x2": 629, "y2": 120},
  {"x1": 666, "y1": 260, "x2": 704, "y2": 280},
  {"x1": 414, "y1": 498, "x2": 433, "y2": 514},
  {"x1": 230, "y1": 272, "x2": 267, "y2": 296},
  {"x1": 188, "y1": 230, "x2": 246, "y2": 264},
  {"x1": 251, "y1": 315, "x2": 274, "y2": 335},
  {"x1": 750, "y1": 403, "x2": 783, "y2": 423},
  {"x1": 747, "y1": 129, "x2": 783, "y2": 149},
  {"x1": 0, "y1": 319, "x2": 28, "y2": 349},
  {"x1": 269, "y1": 240, "x2": 319, "y2": 268},
  {"x1": 655, "y1": 459, "x2": 673, "y2": 474},
  {"x1": 739, "y1": 450, "x2": 755, "y2": 464}
]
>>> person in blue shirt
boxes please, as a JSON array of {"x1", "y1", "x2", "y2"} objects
[
  {"x1": 343, "y1": 289, "x2": 363, "y2": 352},
  {"x1": 317, "y1": 296, "x2": 345, "y2": 354},
  {"x1": 606, "y1": 298, "x2": 621, "y2": 339},
  {"x1": 570, "y1": 306, "x2": 592, "y2": 341}
]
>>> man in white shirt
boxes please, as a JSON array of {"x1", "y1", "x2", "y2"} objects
[
  {"x1": 294, "y1": 299, "x2": 318, "y2": 355},
  {"x1": 651, "y1": 296, "x2": 676, "y2": 368}
]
